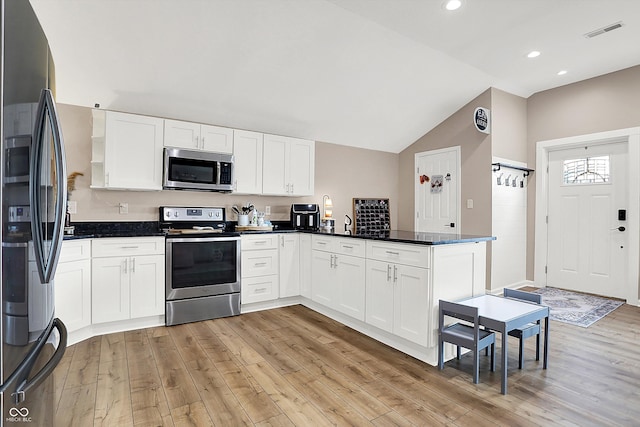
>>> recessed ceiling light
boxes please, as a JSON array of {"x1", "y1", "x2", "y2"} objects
[
  {"x1": 444, "y1": 0, "x2": 462, "y2": 11},
  {"x1": 527, "y1": 51, "x2": 541, "y2": 58},
  {"x1": 557, "y1": 70, "x2": 568, "y2": 76}
]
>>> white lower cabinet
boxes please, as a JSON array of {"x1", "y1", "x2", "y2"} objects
[
  {"x1": 91, "y1": 237, "x2": 165, "y2": 324},
  {"x1": 365, "y1": 242, "x2": 431, "y2": 346},
  {"x1": 311, "y1": 235, "x2": 366, "y2": 321},
  {"x1": 54, "y1": 240, "x2": 92, "y2": 334},
  {"x1": 299, "y1": 234, "x2": 312, "y2": 298},
  {"x1": 241, "y1": 235, "x2": 279, "y2": 304},
  {"x1": 279, "y1": 233, "x2": 300, "y2": 298}
]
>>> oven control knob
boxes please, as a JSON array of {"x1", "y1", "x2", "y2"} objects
[
  {"x1": 174, "y1": 212, "x2": 179, "y2": 217},
  {"x1": 165, "y1": 211, "x2": 171, "y2": 218},
  {"x1": 209, "y1": 212, "x2": 213, "y2": 217}
]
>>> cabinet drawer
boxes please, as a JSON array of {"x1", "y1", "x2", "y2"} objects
[
  {"x1": 241, "y1": 249, "x2": 278, "y2": 277},
  {"x1": 312, "y1": 234, "x2": 336, "y2": 252},
  {"x1": 92, "y1": 237, "x2": 165, "y2": 257},
  {"x1": 242, "y1": 275, "x2": 279, "y2": 304},
  {"x1": 241, "y1": 234, "x2": 279, "y2": 250},
  {"x1": 60, "y1": 240, "x2": 91, "y2": 263},
  {"x1": 334, "y1": 238, "x2": 365, "y2": 258},
  {"x1": 366, "y1": 241, "x2": 431, "y2": 268}
]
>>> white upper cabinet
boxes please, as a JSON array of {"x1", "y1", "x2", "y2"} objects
[
  {"x1": 164, "y1": 119, "x2": 233, "y2": 153},
  {"x1": 91, "y1": 110, "x2": 164, "y2": 191},
  {"x1": 233, "y1": 129, "x2": 263, "y2": 194},
  {"x1": 262, "y1": 134, "x2": 314, "y2": 196}
]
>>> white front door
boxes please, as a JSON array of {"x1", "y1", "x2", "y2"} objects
[
  {"x1": 415, "y1": 147, "x2": 460, "y2": 232},
  {"x1": 547, "y1": 142, "x2": 628, "y2": 299}
]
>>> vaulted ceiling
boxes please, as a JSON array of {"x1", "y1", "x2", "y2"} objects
[{"x1": 30, "y1": 0, "x2": 640, "y2": 153}]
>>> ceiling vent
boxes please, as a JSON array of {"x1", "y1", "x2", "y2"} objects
[{"x1": 584, "y1": 21, "x2": 624, "y2": 38}]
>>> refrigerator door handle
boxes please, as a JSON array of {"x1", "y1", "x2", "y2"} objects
[
  {"x1": 0, "y1": 318, "x2": 67, "y2": 403},
  {"x1": 30, "y1": 89, "x2": 68, "y2": 284}
]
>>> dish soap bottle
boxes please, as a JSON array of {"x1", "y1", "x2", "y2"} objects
[{"x1": 252, "y1": 209, "x2": 258, "y2": 225}]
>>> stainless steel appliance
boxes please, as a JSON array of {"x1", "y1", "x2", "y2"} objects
[
  {"x1": 290, "y1": 204, "x2": 319, "y2": 230},
  {"x1": 1, "y1": 1, "x2": 68, "y2": 423},
  {"x1": 163, "y1": 147, "x2": 234, "y2": 192},
  {"x1": 161, "y1": 206, "x2": 241, "y2": 326}
]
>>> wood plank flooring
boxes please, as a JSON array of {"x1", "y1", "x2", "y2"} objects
[{"x1": 53, "y1": 303, "x2": 640, "y2": 426}]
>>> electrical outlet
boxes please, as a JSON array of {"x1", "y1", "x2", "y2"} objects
[
  {"x1": 67, "y1": 201, "x2": 77, "y2": 214},
  {"x1": 466, "y1": 199, "x2": 474, "y2": 209},
  {"x1": 265, "y1": 205, "x2": 271, "y2": 215},
  {"x1": 119, "y1": 203, "x2": 128, "y2": 214}
]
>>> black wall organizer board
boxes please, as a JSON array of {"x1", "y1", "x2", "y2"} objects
[{"x1": 353, "y1": 198, "x2": 391, "y2": 234}]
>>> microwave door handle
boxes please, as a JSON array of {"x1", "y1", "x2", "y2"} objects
[
  {"x1": 30, "y1": 89, "x2": 67, "y2": 284},
  {"x1": 216, "y1": 161, "x2": 221, "y2": 186}
]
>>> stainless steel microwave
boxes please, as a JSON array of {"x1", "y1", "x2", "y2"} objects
[{"x1": 163, "y1": 147, "x2": 234, "y2": 192}]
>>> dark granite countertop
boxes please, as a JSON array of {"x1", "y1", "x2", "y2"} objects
[
  {"x1": 63, "y1": 221, "x2": 494, "y2": 245},
  {"x1": 307, "y1": 229, "x2": 495, "y2": 245}
]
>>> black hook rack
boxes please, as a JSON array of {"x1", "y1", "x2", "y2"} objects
[{"x1": 491, "y1": 162, "x2": 534, "y2": 177}]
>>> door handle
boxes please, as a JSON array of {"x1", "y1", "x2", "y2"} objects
[
  {"x1": 611, "y1": 226, "x2": 626, "y2": 232},
  {"x1": 444, "y1": 223, "x2": 455, "y2": 228}
]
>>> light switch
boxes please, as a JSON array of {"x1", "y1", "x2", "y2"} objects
[{"x1": 466, "y1": 199, "x2": 474, "y2": 209}]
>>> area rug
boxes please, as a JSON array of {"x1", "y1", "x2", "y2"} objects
[{"x1": 531, "y1": 287, "x2": 624, "y2": 327}]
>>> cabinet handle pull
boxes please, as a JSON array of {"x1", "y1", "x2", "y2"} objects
[
  {"x1": 254, "y1": 240, "x2": 267, "y2": 245},
  {"x1": 385, "y1": 250, "x2": 399, "y2": 255},
  {"x1": 194, "y1": 136, "x2": 199, "y2": 148},
  {"x1": 290, "y1": 183, "x2": 294, "y2": 193},
  {"x1": 281, "y1": 236, "x2": 285, "y2": 247},
  {"x1": 387, "y1": 264, "x2": 391, "y2": 281},
  {"x1": 317, "y1": 241, "x2": 326, "y2": 245},
  {"x1": 333, "y1": 255, "x2": 338, "y2": 268},
  {"x1": 131, "y1": 257, "x2": 136, "y2": 273},
  {"x1": 342, "y1": 245, "x2": 353, "y2": 249},
  {"x1": 393, "y1": 265, "x2": 398, "y2": 282},
  {"x1": 254, "y1": 262, "x2": 267, "y2": 267},
  {"x1": 255, "y1": 288, "x2": 267, "y2": 293},
  {"x1": 121, "y1": 246, "x2": 139, "y2": 249}
]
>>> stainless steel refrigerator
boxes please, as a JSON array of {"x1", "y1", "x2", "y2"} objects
[{"x1": 1, "y1": 1, "x2": 68, "y2": 425}]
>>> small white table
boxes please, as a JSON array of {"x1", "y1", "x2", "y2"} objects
[{"x1": 457, "y1": 294, "x2": 549, "y2": 394}]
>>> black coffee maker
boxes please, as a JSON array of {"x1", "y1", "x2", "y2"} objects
[{"x1": 290, "y1": 204, "x2": 320, "y2": 230}]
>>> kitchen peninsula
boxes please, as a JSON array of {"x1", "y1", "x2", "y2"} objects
[{"x1": 243, "y1": 229, "x2": 494, "y2": 367}]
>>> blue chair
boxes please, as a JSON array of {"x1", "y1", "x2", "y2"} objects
[
  {"x1": 504, "y1": 288, "x2": 542, "y2": 369},
  {"x1": 438, "y1": 300, "x2": 495, "y2": 384}
]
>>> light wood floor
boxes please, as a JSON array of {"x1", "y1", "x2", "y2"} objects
[{"x1": 53, "y1": 303, "x2": 640, "y2": 426}]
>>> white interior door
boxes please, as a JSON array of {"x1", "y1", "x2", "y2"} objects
[
  {"x1": 547, "y1": 142, "x2": 628, "y2": 299},
  {"x1": 415, "y1": 147, "x2": 460, "y2": 232}
]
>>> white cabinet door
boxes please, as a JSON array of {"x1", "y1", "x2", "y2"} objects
[
  {"x1": 393, "y1": 264, "x2": 430, "y2": 346},
  {"x1": 91, "y1": 256, "x2": 130, "y2": 324},
  {"x1": 279, "y1": 234, "x2": 300, "y2": 298},
  {"x1": 54, "y1": 259, "x2": 91, "y2": 333},
  {"x1": 104, "y1": 111, "x2": 164, "y2": 190},
  {"x1": 201, "y1": 124, "x2": 233, "y2": 153},
  {"x1": 262, "y1": 134, "x2": 315, "y2": 196},
  {"x1": 311, "y1": 250, "x2": 335, "y2": 306},
  {"x1": 164, "y1": 119, "x2": 200, "y2": 150},
  {"x1": 365, "y1": 259, "x2": 394, "y2": 333},
  {"x1": 262, "y1": 134, "x2": 288, "y2": 195},
  {"x1": 289, "y1": 138, "x2": 314, "y2": 196},
  {"x1": 334, "y1": 254, "x2": 366, "y2": 321},
  {"x1": 233, "y1": 130, "x2": 263, "y2": 194},
  {"x1": 299, "y1": 234, "x2": 312, "y2": 298},
  {"x1": 129, "y1": 254, "x2": 165, "y2": 318}
]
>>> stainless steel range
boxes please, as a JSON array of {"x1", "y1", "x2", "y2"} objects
[{"x1": 160, "y1": 206, "x2": 240, "y2": 326}]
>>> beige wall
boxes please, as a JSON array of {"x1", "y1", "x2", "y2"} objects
[
  {"x1": 398, "y1": 89, "x2": 492, "y2": 236},
  {"x1": 491, "y1": 88, "x2": 527, "y2": 162},
  {"x1": 526, "y1": 65, "x2": 640, "y2": 279},
  {"x1": 58, "y1": 104, "x2": 399, "y2": 229}
]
